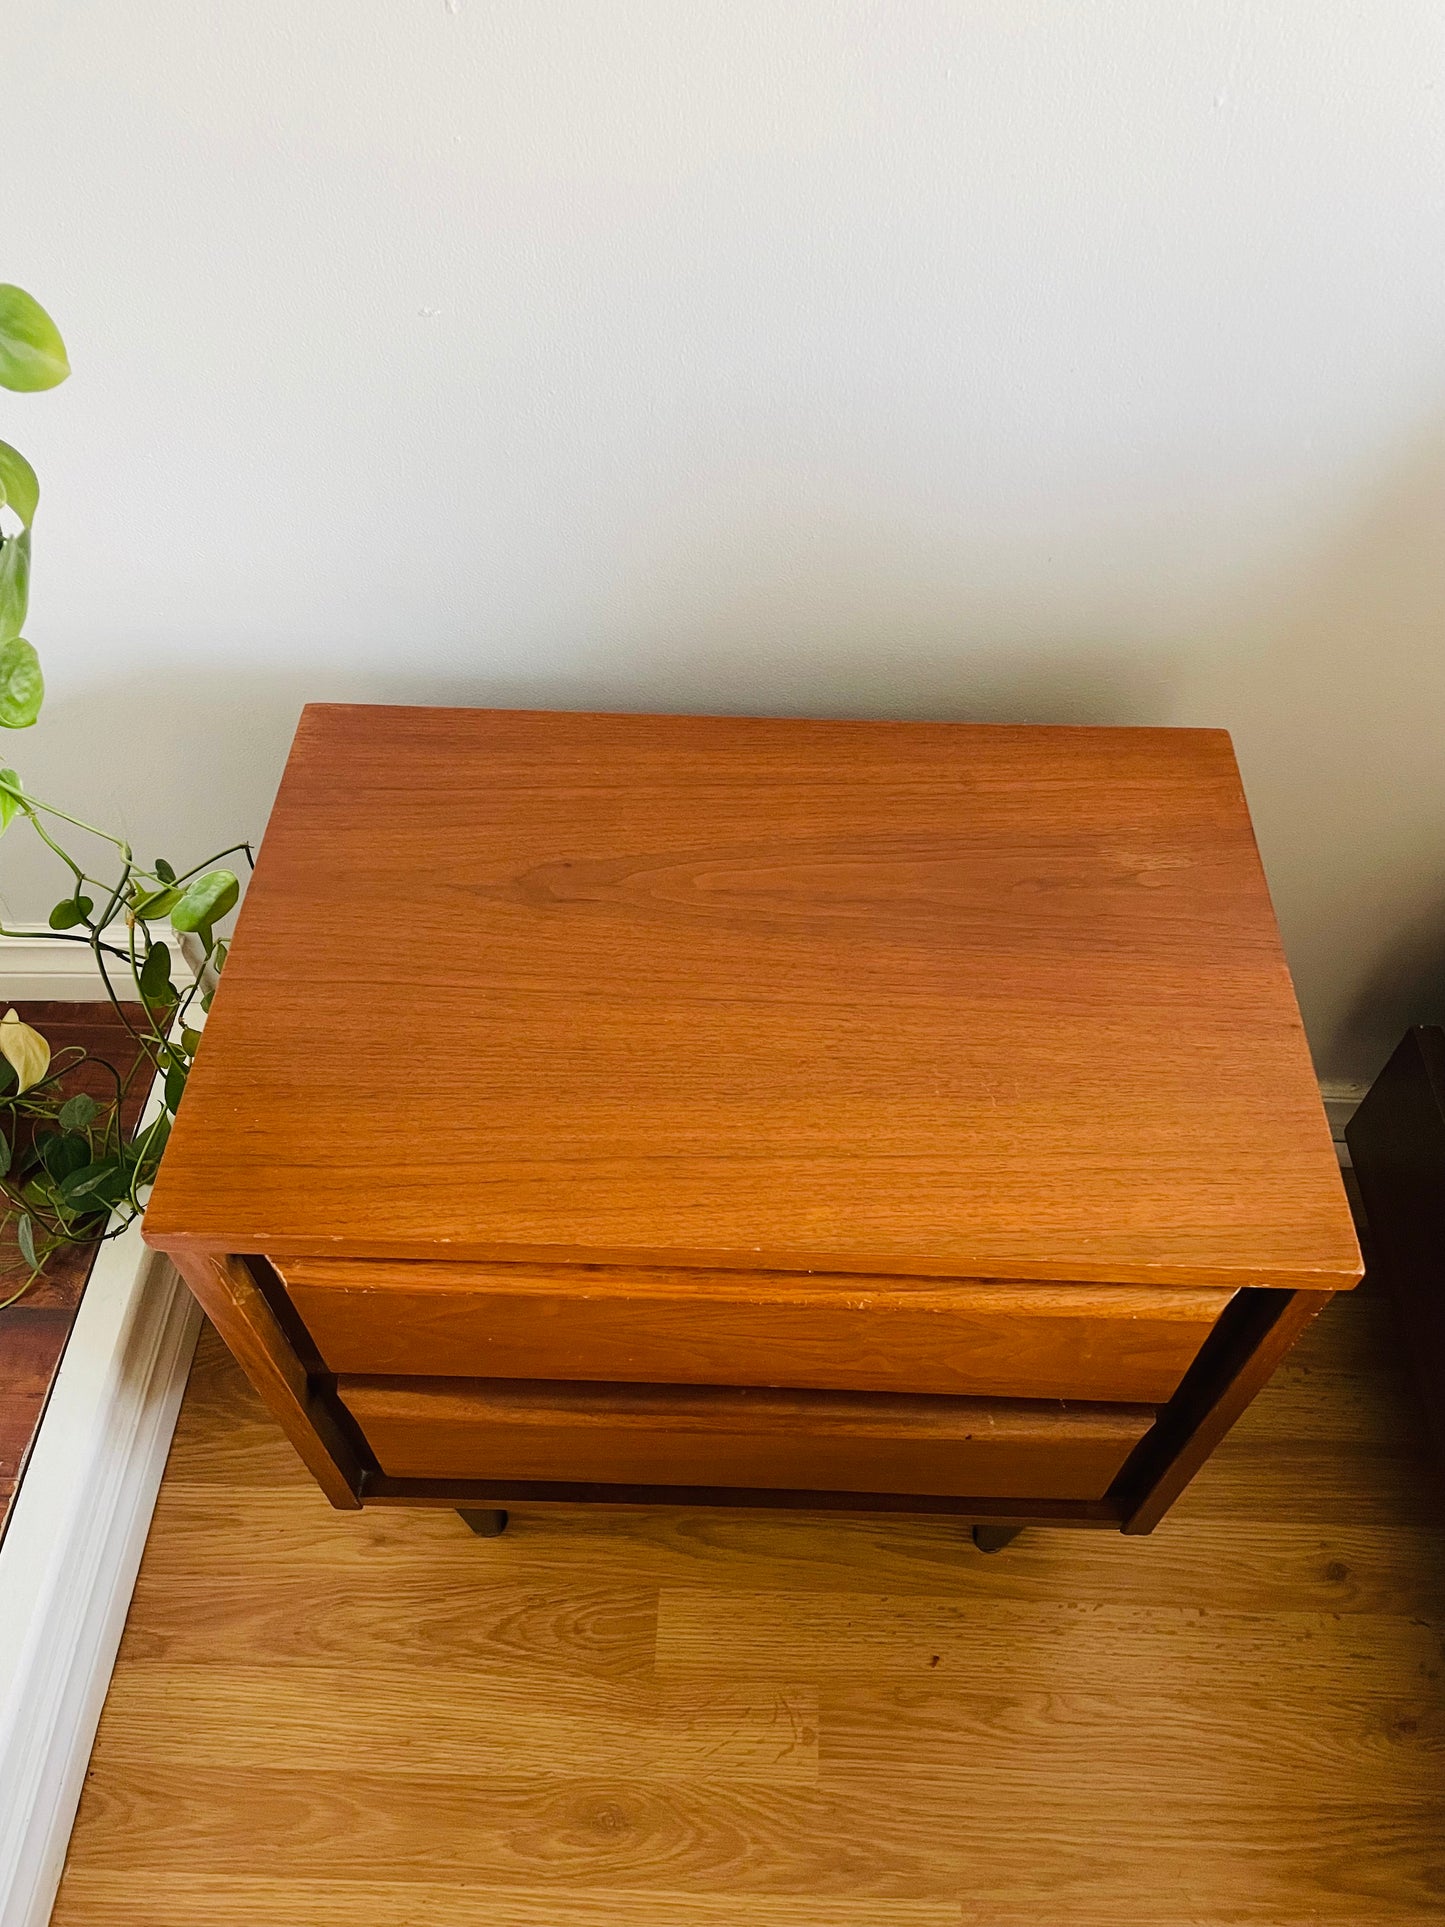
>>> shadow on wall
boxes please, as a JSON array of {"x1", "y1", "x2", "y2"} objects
[
  {"x1": 555, "y1": 637, "x2": 1181, "y2": 729},
  {"x1": 1203, "y1": 426, "x2": 1445, "y2": 1086},
  {"x1": 1338, "y1": 897, "x2": 1445, "y2": 1079}
]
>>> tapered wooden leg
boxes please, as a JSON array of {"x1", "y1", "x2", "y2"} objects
[
  {"x1": 972, "y1": 1523, "x2": 1023, "y2": 1553},
  {"x1": 457, "y1": 1507, "x2": 509, "y2": 1537}
]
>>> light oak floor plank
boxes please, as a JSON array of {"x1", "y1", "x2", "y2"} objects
[
  {"x1": 96, "y1": 1663, "x2": 818, "y2": 1783},
  {"x1": 52, "y1": 1872, "x2": 961, "y2": 1927},
  {"x1": 656, "y1": 1587, "x2": 1445, "y2": 1695},
  {"x1": 53, "y1": 1285, "x2": 1445, "y2": 1925}
]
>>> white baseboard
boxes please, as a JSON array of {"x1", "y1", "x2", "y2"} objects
[
  {"x1": 0, "y1": 923, "x2": 194, "y2": 1002},
  {"x1": 0, "y1": 930, "x2": 121, "y2": 1002},
  {"x1": 0, "y1": 978, "x2": 202, "y2": 1927},
  {"x1": 0, "y1": 1234, "x2": 200, "y2": 1927},
  {"x1": 0, "y1": 952, "x2": 204, "y2": 1927},
  {"x1": 1319, "y1": 1080, "x2": 1367, "y2": 1149}
]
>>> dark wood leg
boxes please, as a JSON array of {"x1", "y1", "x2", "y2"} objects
[
  {"x1": 457, "y1": 1507, "x2": 508, "y2": 1537},
  {"x1": 972, "y1": 1523, "x2": 1023, "y2": 1553}
]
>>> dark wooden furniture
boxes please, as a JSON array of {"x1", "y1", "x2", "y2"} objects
[
  {"x1": 1346, "y1": 1027, "x2": 1445, "y2": 1488},
  {"x1": 143, "y1": 707, "x2": 1361, "y2": 1541}
]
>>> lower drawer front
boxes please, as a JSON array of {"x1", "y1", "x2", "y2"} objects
[
  {"x1": 284, "y1": 1257, "x2": 1231, "y2": 1404},
  {"x1": 338, "y1": 1376, "x2": 1155, "y2": 1500}
]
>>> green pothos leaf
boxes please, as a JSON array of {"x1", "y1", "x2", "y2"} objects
[
  {"x1": 0, "y1": 441, "x2": 39, "y2": 529},
  {"x1": 139, "y1": 940, "x2": 173, "y2": 1001},
  {"x1": 130, "y1": 884, "x2": 181, "y2": 919},
  {"x1": 48, "y1": 894, "x2": 93, "y2": 930},
  {"x1": 16, "y1": 1212, "x2": 36, "y2": 1270},
  {"x1": 0, "y1": 637, "x2": 43, "y2": 728},
  {"x1": 58, "y1": 1092, "x2": 100, "y2": 1131},
  {"x1": 0, "y1": 286, "x2": 70, "y2": 392},
  {"x1": 58, "y1": 1156, "x2": 123, "y2": 1206},
  {"x1": 0, "y1": 532, "x2": 32, "y2": 645},
  {"x1": 0, "y1": 768, "x2": 22, "y2": 834},
  {"x1": 38, "y1": 1131, "x2": 88, "y2": 1181},
  {"x1": 136, "y1": 1111, "x2": 170, "y2": 1173},
  {"x1": 170, "y1": 869, "x2": 239, "y2": 935}
]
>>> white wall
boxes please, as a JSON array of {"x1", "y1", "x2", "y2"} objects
[{"x1": 4, "y1": 2, "x2": 1443, "y2": 1083}]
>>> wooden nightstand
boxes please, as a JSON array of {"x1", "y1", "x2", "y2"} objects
[{"x1": 143, "y1": 707, "x2": 1360, "y2": 1547}]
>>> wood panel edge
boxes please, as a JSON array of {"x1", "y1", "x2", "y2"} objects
[
  {"x1": 161, "y1": 1248, "x2": 367, "y2": 1510},
  {"x1": 1116, "y1": 1288, "x2": 1332, "y2": 1534},
  {"x1": 359, "y1": 1474, "x2": 1124, "y2": 1525},
  {"x1": 156, "y1": 1230, "x2": 1363, "y2": 1293}
]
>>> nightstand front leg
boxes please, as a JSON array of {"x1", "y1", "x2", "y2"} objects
[
  {"x1": 972, "y1": 1523, "x2": 1023, "y2": 1553},
  {"x1": 457, "y1": 1507, "x2": 509, "y2": 1537}
]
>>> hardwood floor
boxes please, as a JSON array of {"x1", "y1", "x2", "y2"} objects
[{"x1": 53, "y1": 1273, "x2": 1445, "y2": 1925}]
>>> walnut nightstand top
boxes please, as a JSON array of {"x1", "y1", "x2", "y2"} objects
[{"x1": 144, "y1": 706, "x2": 1359, "y2": 1292}]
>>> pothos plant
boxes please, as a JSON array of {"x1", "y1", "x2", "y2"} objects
[{"x1": 0, "y1": 284, "x2": 250, "y2": 1305}]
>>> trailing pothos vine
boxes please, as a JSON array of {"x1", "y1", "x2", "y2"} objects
[{"x1": 0, "y1": 284, "x2": 246, "y2": 1304}]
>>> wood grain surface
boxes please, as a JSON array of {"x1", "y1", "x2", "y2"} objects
[
  {"x1": 144, "y1": 708, "x2": 1358, "y2": 1291},
  {"x1": 338, "y1": 1375, "x2": 1153, "y2": 1498},
  {"x1": 283, "y1": 1257, "x2": 1231, "y2": 1402},
  {"x1": 53, "y1": 1265, "x2": 1445, "y2": 1926},
  {"x1": 0, "y1": 1306, "x2": 72, "y2": 1518}
]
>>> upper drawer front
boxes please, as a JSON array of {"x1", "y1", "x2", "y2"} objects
[
  {"x1": 338, "y1": 1375, "x2": 1155, "y2": 1501},
  {"x1": 279, "y1": 1258, "x2": 1233, "y2": 1404}
]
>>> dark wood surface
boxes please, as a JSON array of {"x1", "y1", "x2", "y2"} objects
[
  {"x1": 1347, "y1": 1027, "x2": 1445, "y2": 1489},
  {"x1": 0, "y1": 1306, "x2": 74, "y2": 1524},
  {"x1": 339, "y1": 1375, "x2": 1154, "y2": 1499},
  {"x1": 283, "y1": 1257, "x2": 1233, "y2": 1403},
  {"x1": 146, "y1": 707, "x2": 1358, "y2": 1291},
  {"x1": 0, "y1": 1001, "x2": 147, "y2": 1535}
]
